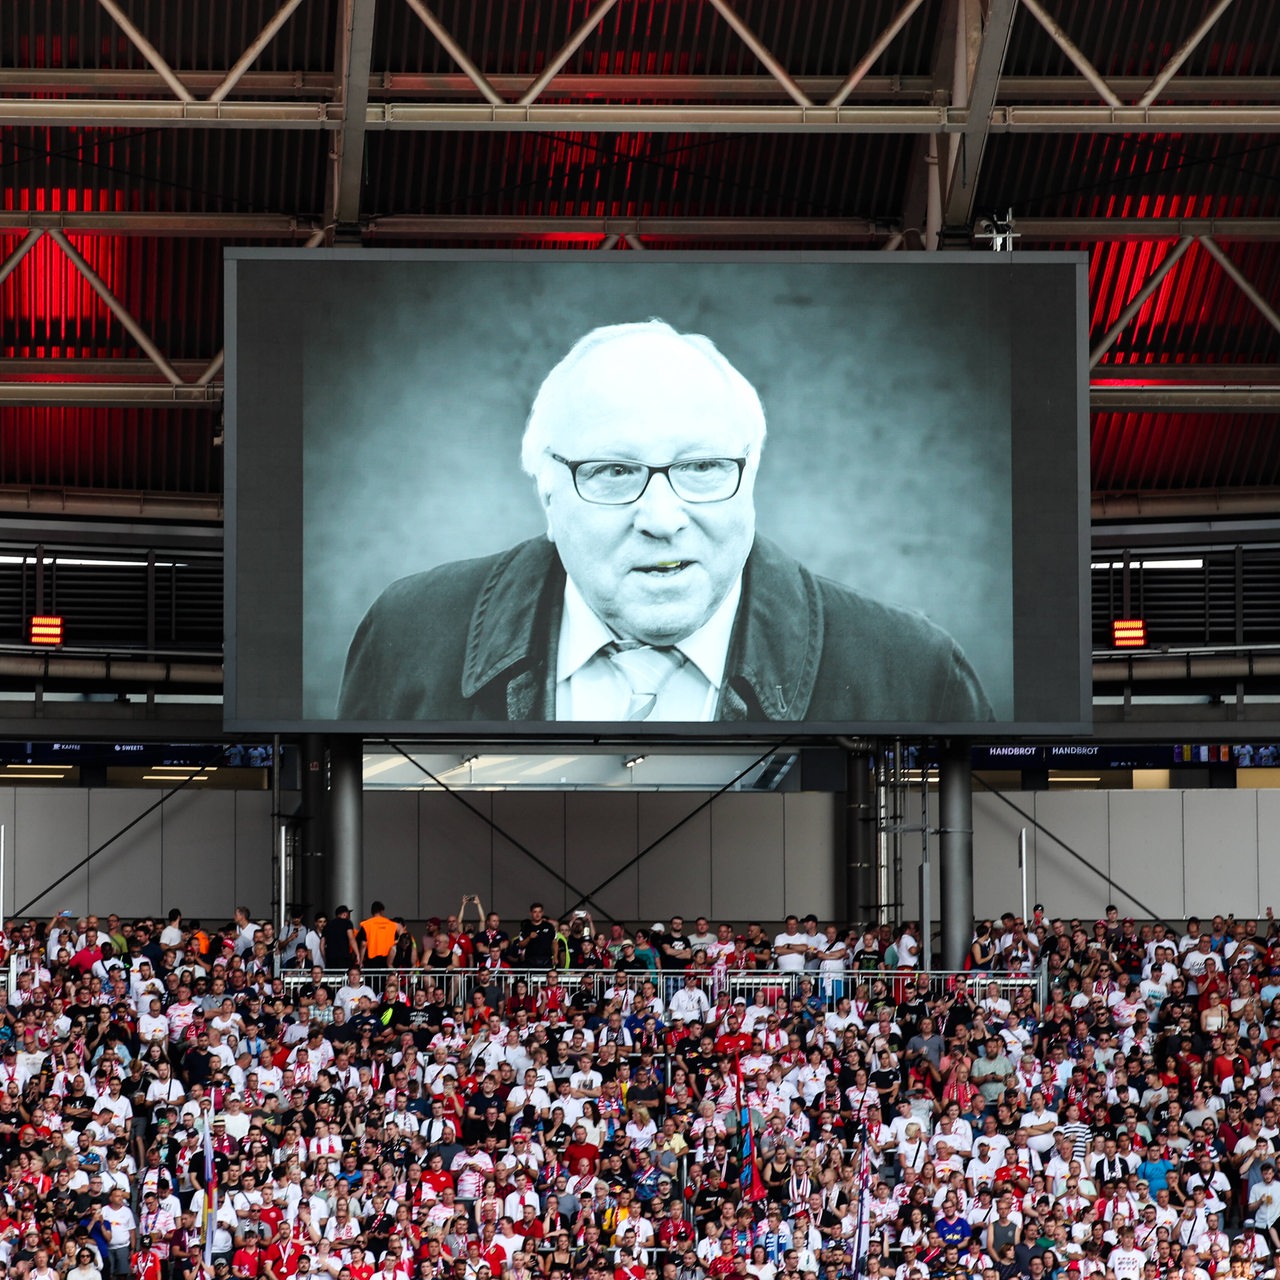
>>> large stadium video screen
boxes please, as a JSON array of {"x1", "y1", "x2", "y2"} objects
[{"x1": 225, "y1": 251, "x2": 1089, "y2": 737}]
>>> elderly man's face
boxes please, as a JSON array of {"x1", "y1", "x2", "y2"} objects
[{"x1": 538, "y1": 333, "x2": 759, "y2": 646}]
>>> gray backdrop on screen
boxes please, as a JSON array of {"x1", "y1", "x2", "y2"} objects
[{"x1": 300, "y1": 258, "x2": 1014, "y2": 720}]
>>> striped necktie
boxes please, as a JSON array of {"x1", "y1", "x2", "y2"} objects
[{"x1": 603, "y1": 641, "x2": 686, "y2": 720}]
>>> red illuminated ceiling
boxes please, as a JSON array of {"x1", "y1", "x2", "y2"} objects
[{"x1": 2, "y1": 0, "x2": 1280, "y2": 505}]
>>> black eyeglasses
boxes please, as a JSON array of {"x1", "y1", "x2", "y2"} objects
[{"x1": 549, "y1": 454, "x2": 747, "y2": 506}]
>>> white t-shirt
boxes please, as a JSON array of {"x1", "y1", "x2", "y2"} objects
[
  {"x1": 1108, "y1": 1247, "x2": 1145, "y2": 1280},
  {"x1": 101, "y1": 1203, "x2": 136, "y2": 1247},
  {"x1": 774, "y1": 932, "x2": 809, "y2": 973}
]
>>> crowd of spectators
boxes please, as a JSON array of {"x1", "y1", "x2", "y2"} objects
[{"x1": 0, "y1": 899, "x2": 1279, "y2": 1280}]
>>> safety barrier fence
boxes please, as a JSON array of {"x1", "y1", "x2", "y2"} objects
[{"x1": 280, "y1": 966, "x2": 1046, "y2": 1014}]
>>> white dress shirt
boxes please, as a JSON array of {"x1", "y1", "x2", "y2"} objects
[{"x1": 555, "y1": 574, "x2": 741, "y2": 720}]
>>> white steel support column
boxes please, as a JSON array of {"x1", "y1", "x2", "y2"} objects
[
  {"x1": 332, "y1": 0, "x2": 378, "y2": 227},
  {"x1": 944, "y1": 0, "x2": 1020, "y2": 228}
]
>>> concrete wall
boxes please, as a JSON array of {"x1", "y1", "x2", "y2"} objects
[
  {"x1": 362, "y1": 790, "x2": 843, "y2": 922},
  {"x1": 900, "y1": 788, "x2": 1272, "y2": 923},
  {"x1": 4, "y1": 784, "x2": 1270, "y2": 927},
  {"x1": 0, "y1": 788, "x2": 275, "y2": 920},
  {"x1": 0, "y1": 788, "x2": 841, "y2": 924}
]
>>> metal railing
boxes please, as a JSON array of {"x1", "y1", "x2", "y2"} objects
[{"x1": 281, "y1": 965, "x2": 1046, "y2": 1013}]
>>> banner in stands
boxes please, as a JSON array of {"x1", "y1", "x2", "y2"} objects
[{"x1": 225, "y1": 251, "x2": 1089, "y2": 737}]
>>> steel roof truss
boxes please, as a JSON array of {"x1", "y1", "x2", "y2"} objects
[{"x1": 1089, "y1": 236, "x2": 1195, "y2": 369}]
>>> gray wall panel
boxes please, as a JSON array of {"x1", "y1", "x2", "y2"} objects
[
  {"x1": 491, "y1": 793, "x2": 566, "y2": 919},
  {"x1": 15, "y1": 790, "x2": 89, "y2": 917},
  {"x1": 235, "y1": 791, "x2": 275, "y2": 915},
  {"x1": 1108, "y1": 792, "x2": 1184, "y2": 920},
  {"x1": 362, "y1": 793, "x2": 419, "y2": 917},
  {"x1": 1032, "y1": 791, "x2": 1111, "y2": 920},
  {"x1": 162, "y1": 789, "x2": 238, "y2": 920},
  {"x1": 1183, "y1": 791, "x2": 1258, "y2": 917},
  {"x1": 712, "y1": 794, "x2": 785, "y2": 920},
  {"x1": 87, "y1": 791, "x2": 163, "y2": 918},
  {"x1": 417, "y1": 793, "x2": 491, "y2": 919},
  {"x1": 637, "y1": 793, "x2": 712, "y2": 924},
  {"x1": 566, "y1": 793, "x2": 638, "y2": 924},
  {"x1": 8, "y1": 781, "x2": 1280, "y2": 929},
  {"x1": 0, "y1": 792, "x2": 15, "y2": 919},
  {"x1": 1257, "y1": 792, "x2": 1280, "y2": 917},
  {"x1": 972, "y1": 792, "x2": 1032, "y2": 919},
  {"x1": 782, "y1": 794, "x2": 840, "y2": 921}
]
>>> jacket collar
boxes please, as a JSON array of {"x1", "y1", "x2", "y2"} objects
[{"x1": 460, "y1": 535, "x2": 821, "y2": 721}]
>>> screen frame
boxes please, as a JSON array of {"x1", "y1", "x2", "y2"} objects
[{"x1": 225, "y1": 247, "x2": 1092, "y2": 740}]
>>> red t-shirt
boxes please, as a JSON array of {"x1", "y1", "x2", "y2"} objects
[
  {"x1": 133, "y1": 1252, "x2": 164, "y2": 1280},
  {"x1": 564, "y1": 1142, "x2": 600, "y2": 1171},
  {"x1": 265, "y1": 1242, "x2": 305, "y2": 1279},
  {"x1": 231, "y1": 1247, "x2": 264, "y2": 1279}
]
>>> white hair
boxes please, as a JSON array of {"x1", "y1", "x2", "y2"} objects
[{"x1": 519, "y1": 319, "x2": 767, "y2": 486}]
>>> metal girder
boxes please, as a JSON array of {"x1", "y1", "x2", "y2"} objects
[
  {"x1": 1094, "y1": 365, "x2": 1280, "y2": 385},
  {"x1": 8, "y1": 100, "x2": 1280, "y2": 132},
  {"x1": 1017, "y1": 218, "x2": 1280, "y2": 241},
  {"x1": 945, "y1": 0, "x2": 1019, "y2": 229},
  {"x1": 11, "y1": 213, "x2": 1280, "y2": 241},
  {"x1": 1017, "y1": 0, "x2": 1122, "y2": 107},
  {"x1": 1091, "y1": 386, "x2": 1280, "y2": 411},
  {"x1": 6, "y1": 373, "x2": 1277, "y2": 411},
  {"x1": 898, "y1": 0, "x2": 959, "y2": 253},
  {"x1": 0, "y1": 213, "x2": 887, "y2": 240},
  {"x1": 0, "y1": 385, "x2": 223, "y2": 407},
  {"x1": 331, "y1": 0, "x2": 378, "y2": 227},
  {"x1": 830, "y1": 0, "x2": 930, "y2": 108},
  {"x1": 365, "y1": 215, "x2": 887, "y2": 238},
  {"x1": 1090, "y1": 237, "x2": 1195, "y2": 368},
  {"x1": 0, "y1": 360, "x2": 221, "y2": 378},
  {"x1": 520, "y1": 0, "x2": 620, "y2": 107},
  {"x1": 1199, "y1": 236, "x2": 1280, "y2": 339},
  {"x1": 705, "y1": 0, "x2": 813, "y2": 108},
  {"x1": 1137, "y1": 0, "x2": 1237, "y2": 108},
  {"x1": 6, "y1": 71, "x2": 1280, "y2": 102},
  {"x1": 0, "y1": 213, "x2": 319, "y2": 236}
]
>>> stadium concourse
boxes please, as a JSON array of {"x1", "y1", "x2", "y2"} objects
[{"x1": 1, "y1": 905, "x2": 1278, "y2": 1280}]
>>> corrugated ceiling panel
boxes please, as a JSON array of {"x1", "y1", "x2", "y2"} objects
[
  {"x1": 373, "y1": 0, "x2": 942, "y2": 82},
  {"x1": 1001, "y1": 0, "x2": 1280, "y2": 80},
  {"x1": 4, "y1": 0, "x2": 337, "y2": 74},
  {"x1": 0, "y1": 127, "x2": 329, "y2": 217},
  {"x1": 0, "y1": 410, "x2": 220, "y2": 494},
  {"x1": 1092, "y1": 413, "x2": 1280, "y2": 492},
  {"x1": 364, "y1": 130, "x2": 916, "y2": 222}
]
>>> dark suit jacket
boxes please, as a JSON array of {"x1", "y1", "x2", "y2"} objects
[{"x1": 336, "y1": 536, "x2": 993, "y2": 723}]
